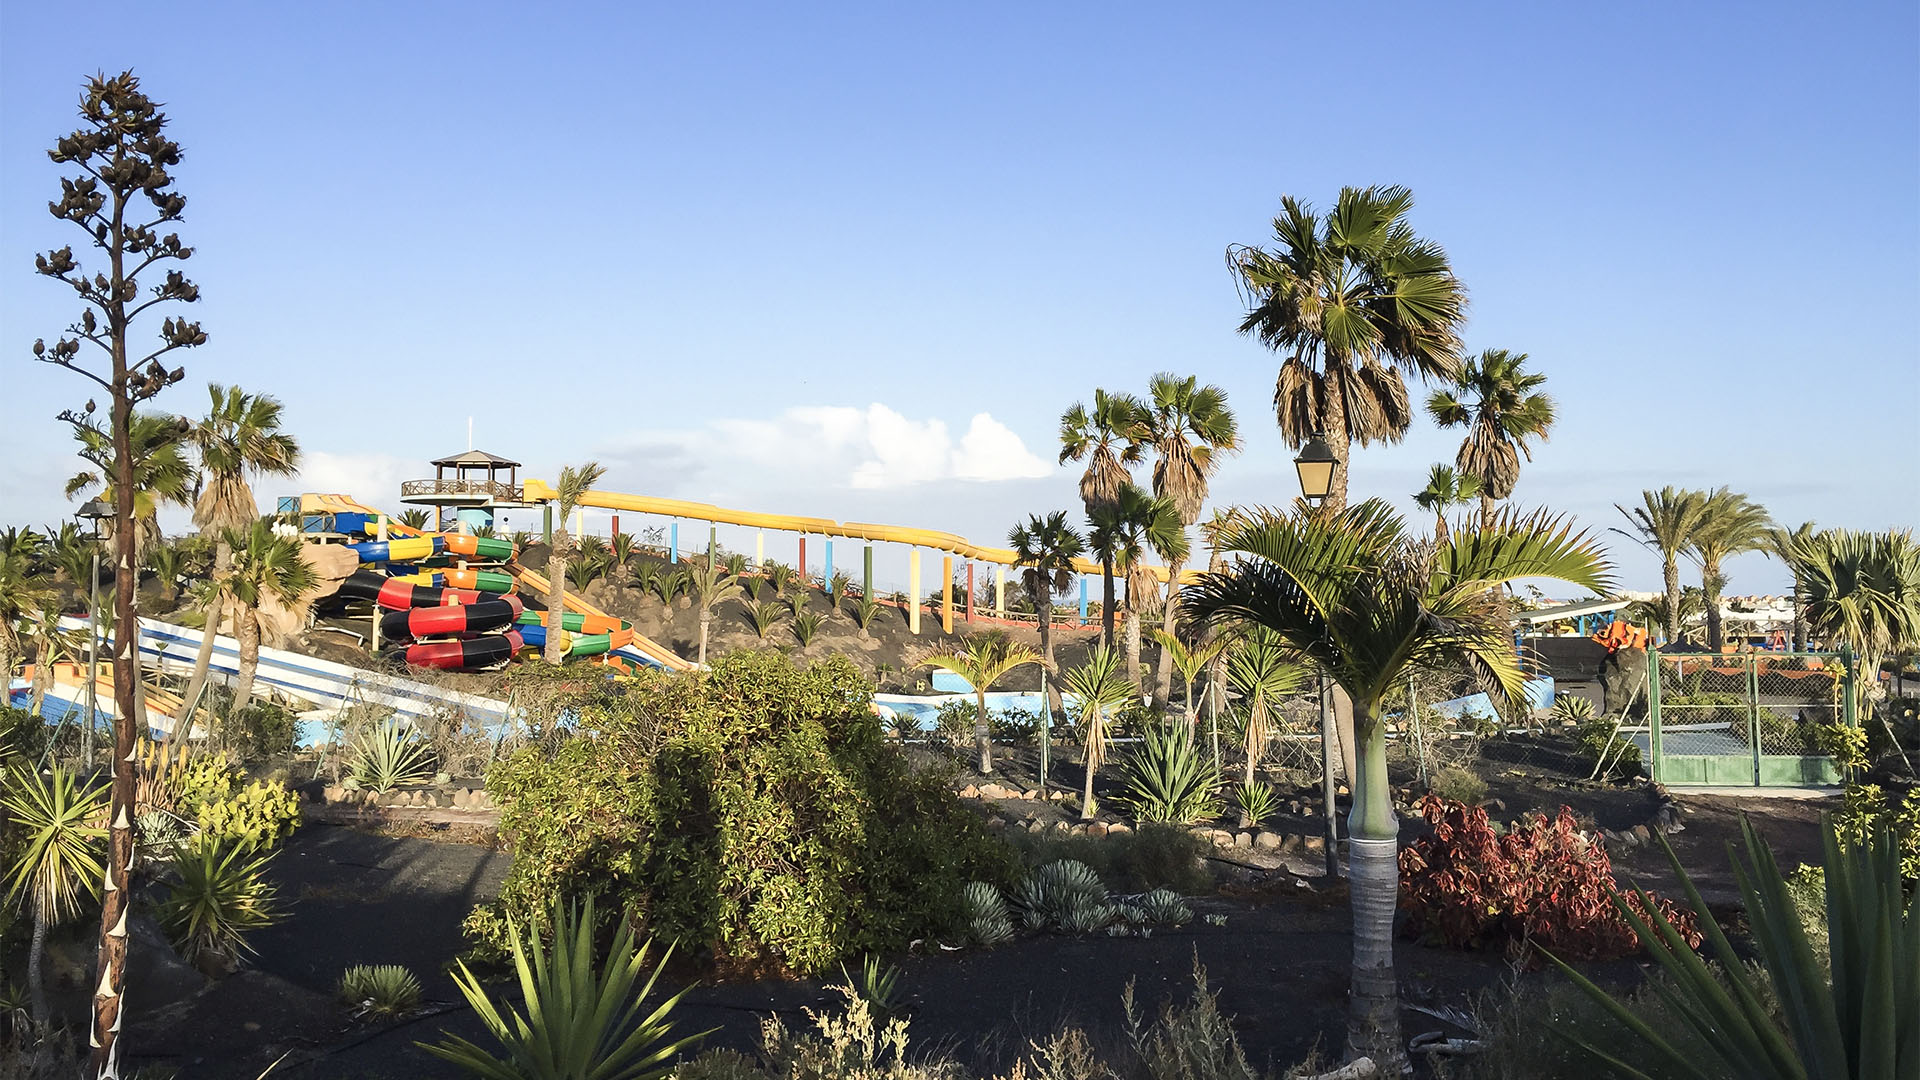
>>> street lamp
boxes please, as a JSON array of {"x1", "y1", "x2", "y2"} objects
[
  {"x1": 75, "y1": 498, "x2": 112, "y2": 765},
  {"x1": 1292, "y1": 434, "x2": 1336, "y2": 505},
  {"x1": 1290, "y1": 437, "x2": 1342, "y2": 877}
]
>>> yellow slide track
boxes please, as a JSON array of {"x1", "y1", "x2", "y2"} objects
[
  {"x1": 509, "y1": 566, "x2": 695, "y2": 672},
  {"x1": 521, "y1": 482, "x2": 1198, "y2": 583}
]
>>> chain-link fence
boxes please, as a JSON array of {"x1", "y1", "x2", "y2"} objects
[{"x1": 1644, "y1": 651, "x2": 1851, "y2": 786}]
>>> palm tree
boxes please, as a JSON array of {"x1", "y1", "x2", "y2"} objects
[
  {"x1": 1088, "y1": 485, "x2": 1187, "y2": 697},
  {"x1": 213, "y1": 521, "x2": 318, "y2": 723},
  {"x1": 921, "y1": 632, "x2": 1042, "y2": 775},
  {"x1": 1425, "y1": 349, "x2": 1555, "y2": 529},
  {"x1": 397, "y1": 509, "x2": 431, "y2": 530},
  {"x1": 608, "y1": 533, "x2": 640, "y2": 590},
  {"x1": 1786, "y1": 529, "x2": 1920, "y2": 732},
  {"x1": 143, "y1": 540, "x2": 188, "y2": 606},
  {"x1": 1614, "y1": 487, "x2": 1710, "y2": 644},
  {"x1": 2, "y1": 764, "x2": 107, "y2": 1024},
  {"x1": 688, "y1": 558, "x2": 743, "y2": 665},
  {"x1": 1411, "y1": 464, "x2": 1482, "y2": 544},
  {"x1": 1688, "y1": 488, "x2": 1774, "y2": 652},
  {"x1": 64, "y1": 411, "x2": 196, "y2": 559},
  {"x1": 1059, "y1": 389, "x2": 1146, "y2": 645},
  {"x1": 1225, "y1": 627, "x2": 1309, "y2": 795},
  {"x1": 0, "y1": 530, "x2": 55, "y2": 692},
  {"x1": 1229, "y1": 184, "x2": 1468, "y2": 513},
  {"x1": 1140, "y1": 373, "x2": 1239, "y2": 705},
  {"x1": 1008, "y1": 511, "x2": 1086, "y2": 714},
  {"x1": 1765, "y1": 521, "x2": 1819, "y2": 651},
  {"x1": 1181, "y1": 500, "x2": 1610, "y2": 1069},
  {"x1": 1623, "y1": 588, "x2": 1708, "y2": 643},
  {"x1": 24, "y1": 607, "x2": 86, "y2": 718},
  {"x1": 1061, "y1": 646, "x2": 1135, "y2": 819},
  {"x1": 543, "y1": 462, "x2": 607, "y2": 664}
]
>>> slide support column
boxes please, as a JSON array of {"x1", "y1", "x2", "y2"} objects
[
  {"x1": 543, "y1": 505, "x2": 552, "y2": 545},
  {"x1": 994, "y1": 565, "x2": 1006, "y2": 618},
  {"x1": 1079, "y1": 578, "x2": 1089, "y2": 626},
  {"x1": 941, "y1": 556, "x2": 954, "y2": 635},
  {"x1": 908, "y1": 550, "x2": 922, "y2": 635},
  {"x1": 863, "y1": 545, "x2": 873, "y2": 601},
  {"x1": 669, "y1": 522, "x2": 679, "y2": 564},
  {"x1": 755, "y1": 530, "x2": 764, "y2": 567},
  {"x1": 825, "y1": 541, "x2": 835, "y2": 601},
  {"x1": 799, "y1": 537, "x2": 808, "y2": 585},
  {"x1": 708, "y1": 524, "x2": 717, "y2": 564},
  {"x1": 965, "y1": 563, "x2": 974, "y2": 623}
]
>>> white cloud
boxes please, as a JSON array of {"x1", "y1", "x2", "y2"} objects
[{"x1": 293, "y1": 451, "x2": 417, "y2": 505}]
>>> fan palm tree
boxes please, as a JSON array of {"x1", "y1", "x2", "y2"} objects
[
  {"x1": 213, "y1": 521, "x2": 318, "y2": 723},
  {"x1": 1225, "y1": 627, "x2": 1309, "y2": 793},
  {"x1": 1614, "y1": 487, "x2": 1710, "y2": 644},
  {"x1": 1229, "y1": 184, "x2": 1468, "y2": 513},
  {"x1": 688, "y1": 559, "x2": 743, "y2": 666},
  {"x1": 543, "y1": 462, "x2": 607, "y2": 664},
  {"x1": 1425, "y1": 349, "x2": 1554, "y2": 529},
  {"x1": 64, "y1": 411, "x2": 196, "y2": 559},
  {"x1": 1059, "y1": 389, "x2": 1146, "y2": 645},
  {"x1": 921, "y1": 632, "x2": 1042, "y2": 775},
  {"x1": 1787, "y1": 529, "x2": 1920, "y2": 728},
  {"x1": 1688, "y1": 488, "x2": 1774, "y2": 652},
  {"x1": 2, "y1": 763, "x2": 108, "y2": 1024},
  {"x1": 1181, "y1": 500, "x2": 1610, "y2": 1069},
  {"x1": 1061, "y1": 646, "x2": 1135, "y2": 819},
  {"x1": 0, "y1": 530, "x2": 56, "y2": 692},
  {"x1": 1008, "y1": 511, "x2": 1086, "y2": 714},
  {"x1": 1088, "y1": 485, "x2": 1187, "y2": 695},
  {"x1": 1764, "y1": 521, "x2": 1819, "y2": 651},
  {"x1": 1411, "y1": 464, "x2": 1482, "y2": 544},
  {"x1": 1140, "y1": 373, "x2": 1239, "y2": 705}
]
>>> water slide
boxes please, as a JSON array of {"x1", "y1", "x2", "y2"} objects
[
  {"x1": 333, "y1": 531, "x2": 527, "y2": 670},
  {"x1": 507, "y1": 565, "x2": 693, "y2": 671},
  {"x1": 9, "y1": 662, "x2": 188, "y2": 739}
]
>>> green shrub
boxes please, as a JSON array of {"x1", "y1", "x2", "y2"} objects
[
  {"x1": 227, "y1": 701, "x2": 298, "y2": 764},
  {"x1": 1831, "y1": 782, "x2": 1920, "y2": 880},
  {"x1": 156, "y1": 833, "x2": 278, "y2": 970},
  {"x1": 1119, "y1": 723, "x2": 1222, "y2": 825},
  {"x1": 195, "y1": 778, "x2": 300, "y2": 848},
  {"x1": 1574, "y1": 715, "x2": 1641, "y2": 779},
  {"x1": 1427, "y1": 766, "x2": 1487, "y2": 805},
  {"x1": 1782, "y1": 863, "x2": 1828, "y2": 971},
  {"x1": 338, "y1": 964, "x2": 422, "y2": 1020},
  {"x1": 473, "y1": 653, "x2": 1015, "y2": 974},
  {"x1": 0, "y1": 707, "x2": 47, "y2": 765}
]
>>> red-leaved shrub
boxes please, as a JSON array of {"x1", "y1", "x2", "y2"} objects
[{"x1": 1397, "y1": 795, "x2": 1701, "y2": 961}]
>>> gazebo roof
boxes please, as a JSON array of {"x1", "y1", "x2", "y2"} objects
[{"x1": 431, "y1": 449, "x2": 521, "y2": 469}]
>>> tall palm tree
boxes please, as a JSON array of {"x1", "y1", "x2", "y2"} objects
[
  {"x1": 1688, "y1": 488, "x2": 1774, "y2": 652},
  {"x1": 921, "y1": 632, "x2": 1042, "y2": 775},
  {"x1": 688, "y1": 558, "x2": 742, "y2": 666},
  {"x1": 1787, "y1": 529, "x2": 1920, "y2": 728},
  {"x1": 213, "y1": 521, "x2": 318, "y2": 724},
  {"x1": 1225, "y1": 627, "x2": 1309, "y2": 794},
  {"x1": 1061, "y1": 645, "x2": 1135, "y2": 819},
  {"x1": 542, "y1": 463, "x2": 607, "y2": 663},
  {"x1": 64, "y1": 411, "x2": 196, "y2": 559},
  {"x1": 1088, "y1": 485, "x2": 1187, "y2": 696},
  {"x1": 2, "y1": 764, "x2": 107, "y2": 1024},
  {"x1": 177, "y1": 386, "x2": 301, "y2": 721},
  {"x1": 1140, "y1": 373, "x2": 1239, "y2": 706},
  {"x1": 24, "y1": 607, "x2": 86, "y2": 718},
  {"x1": 1765, "y1": 521, "x2": 1819, "y2": 651},
  {"x1": 1412, "y1": 464, "x2": 1482, "y2": 544},
  {"x1": 1614, "y1": 487, "x2": 1710, "y2": 645},
  {"x1": 1425, "y1": 349, "x2": 1555, "y2": 529},
  {"x1": 1059, "y1": 389, "x2": 1146, "y2": 645},
  {"x1": 1008, "y1": 512, "x2": 1085, "y2": 715},
  {"x1": 1229, "y1": 185, "x2": 1468, "y2": 513},
  {"x1": 0, "y1": 530, "x2": 55, "y2": 693},
  {"x1": 1181, "y1": 500, "x2": 1610, "y2": 1069}
]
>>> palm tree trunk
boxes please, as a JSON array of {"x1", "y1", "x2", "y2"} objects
[
  {"x1": 1791, "y1": 594, "x2": 1806, "y2": 653},
  {"x1": 1434, "y1": 514, "x2": 1449, "y2": 545},
  {"x1": 975, "y1": 688, "x2": 993, "y2": 775},
  {"x1": 697, "y1": 608, "x2": 710, "y2": 665},
  {"x1": 1704, "y1": 562, "x2": 1725, "y2": 652},
  {"x1": 1322, "y1": 379, "x2": 1351, "y2": 514},
  {"x1": 1125, "y1": 606, "x2": 1143, "y2": 701},
  {"x1": 1081, "y1": 711, "x2": 1098, "y2": 819},
  {"x1": 1039, "y1": 609, "x2": 1063, "y2": 715},
  {"x1": 1154, "y1": 561, "x2": 1182, "y2": 707},
  {"x1": 1346, "y1": 703, "x2": 1404, "y2": 1072},
  {"x1": 544, "y1": 528, "x2": 570, "y2": 664},
  {"x1": 1100, "y1": 557, "x2": 1116, "y2": 647},
  {"x1": 179, "y1": 540, "x2": 233, "y2": 729},
  {"x1": 1330, "y1": 682, "x2": 1359, "y2": 787},
  {"x1": 230, "y1": 610, "x2": 260, "y2": 720},
  {"x1": 1661, "y1": 555, "x2": 1681, "y2": 644},
  {"x1": 27, "y1": 905, "x2": 49, "y2": 1025},
  {"x1": 1479, "y1": 491, "x2": 1495, "y2": 532}
]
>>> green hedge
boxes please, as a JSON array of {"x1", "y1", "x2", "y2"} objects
[{"x1": 471, "y1": 652, "x2": 1014, "y2": 974}]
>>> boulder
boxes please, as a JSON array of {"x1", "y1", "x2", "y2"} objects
[
  {"x1": 1086, "y1": 821, "x2": 1109, "y2": 837},
  {"x1": 1107, "y1": 823, "x2": 1132, "y2": 835},
  {"x1": 1602, "y1": 647, "x2": 1650, "y2": 718},
  {"x1": 1302, "y1": 835, "x2": 1325, "y2": 855},
  {"x1": 1233, "y1": 832, "x2": 1254, "y2": 850},
  {"x1": 1254, "y1": 831, "x2": 1282, "y2": 851}
]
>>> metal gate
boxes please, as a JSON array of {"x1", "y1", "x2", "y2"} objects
[{"x1": 1646, "y1": 650, "x2": 1854, "y2": 787}]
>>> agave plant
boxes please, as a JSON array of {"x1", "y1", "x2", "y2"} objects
[
  {"x1": 425, "y1": 894, "x2": 706, "y2": 1080},
  {"x1": 339, "y1": 963, "x2": 423, "y2": 1020},
  {"x1": 156, "y1": 832, "x2": 278, "y2": 969},
  {"x1": 1119, "y1": 721, "x2": 1223, "y2": 825},
  {"x1": 1138, "y1": 888, "x2": 1193, "y2": 926},
  {"x1": 743, "y1": 600, "x2": 787, "y2": 639},
  {"x1": 350, "y1": 718, "x2": 436, "y2": 794},
  {"x1": 1552, "y1": 816, "x2": 1918, "y2": 1079},
  {"x1": 792, "y1": 610, "x2": 824, "y2": 647},
  {"x1": 962, "y1": 881, "x2": 1014, "y2": 946}
]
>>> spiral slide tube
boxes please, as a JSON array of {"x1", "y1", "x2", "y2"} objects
[{"x1": 335, "y1": 528, "x2": 529, "y2": 671}]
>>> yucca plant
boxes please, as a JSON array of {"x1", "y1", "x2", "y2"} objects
[
  {"x1": 1119, "y1": 721, "x2": 1223, "y2": 825},
  {"x1": 156, "y1": 832, "x2": 278, "y2": 970},
  {"x1": 743, "y1": 600, "x2": 787, "y2": 639},
  {"x1": 350, "y1": 718, "x2": 436, "y2": 794},
  {"x1": 724, "y1": 553, "x2": 748, "y2": 578},
  {"x1": 2, "y1": 764, "x2": 107, "y2": 1023},
  {"x1": 1232, "y1": 780, "x2": 1278, "y2": 829},
  {"x1": 840, "y1": 955, "x2": 904, "y2": 1023},
  {"x1": 1551, "y1": 816, "x2": 1918, "y2": 1079},
  {"x1": 791, "y1": 610, "x2": 824, "y2": 647},
  {"x1": 339, "y1": 963, "x2": 423, "y2": 1020},
  {"x1": 424, "y1": 895, "x2": 707, "y2": 1080}
]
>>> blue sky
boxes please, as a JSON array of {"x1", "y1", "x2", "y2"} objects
[{"x1": 2, "y1": 2, "x2": 1915, "y2": 596}]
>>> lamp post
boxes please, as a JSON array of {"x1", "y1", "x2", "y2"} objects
[
  {"x1": 76, "y1": 499, "x2": 112, "y2": 767},
  {"x1": 1293, "y1": 436, "x2": 1341, "y2": 877}
]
